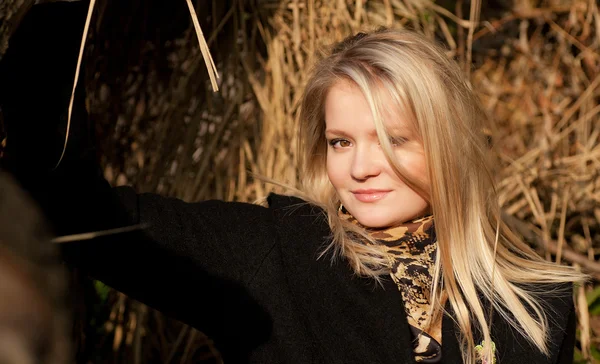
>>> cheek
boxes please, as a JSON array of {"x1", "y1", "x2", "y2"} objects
[
  {"x1": 409, "y1": 156, "x2": 428, "y2": 182},
  {"x1": 326, "y1": 153, "x2": 348, "y2": 191},
  {"x1": 326, "y1": 155, "x2": 340, "y2": 188},
  {"x1": 393, "y1": 150, "x2": 429, "y2": 184}
]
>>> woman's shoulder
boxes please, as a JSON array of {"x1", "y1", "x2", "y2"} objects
[
  {"x1": 531, "y1": 281, "x2": 576, "y2": 320},
  {"x1": 501, "y1": 281, "x2": 575, "y2": 326},
  {"x1": 520, "y1": 281, "x2": 574, "y2": 308},
  {"x1": 265, "y1": 192, "x2": 326, "y2": 217},
  {"x1": 529, "y1": 281, "x2": 577, "y2": 362},
  {"x1": 265, "y1": 192, "x2": 309, "y2": 207},
  {"x1": 487, "y1": 281, "x2": 576, "y2": 363},
  {"x1": 264, "y1": 192, "x2": 331, "y2": 240}
]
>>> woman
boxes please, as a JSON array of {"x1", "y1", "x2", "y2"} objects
[{"x1": 0, "y1": 23, "x2": 584, "y2": 363}]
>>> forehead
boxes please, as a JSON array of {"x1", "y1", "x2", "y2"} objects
[{"x1": 324, "y1": 79, "x2": 410, "y2": 133}]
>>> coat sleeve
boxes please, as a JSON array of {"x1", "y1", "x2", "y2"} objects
[{"x1": 45, "y1": 164, "x2": 278, "y2": 359}]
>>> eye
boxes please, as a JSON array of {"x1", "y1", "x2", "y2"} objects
[
  {"x1": 388, "y1": 136, "x2": 408, "y2": 146},
  {"x1": 328, "y1": 138, "x2": 352, "y2": 148}
]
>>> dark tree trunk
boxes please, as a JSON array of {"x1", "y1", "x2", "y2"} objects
[{"x1": 0, "y1": 0, "x2": 34, "y2": 60}]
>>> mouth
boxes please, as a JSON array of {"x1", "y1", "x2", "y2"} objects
[{"x1": 351, "y1": 189, "x2": 391, "y2": 202}]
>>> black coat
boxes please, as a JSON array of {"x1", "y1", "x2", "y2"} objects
[{"x1": 43, "y1": 169, "x2": 575, "y2": 364}]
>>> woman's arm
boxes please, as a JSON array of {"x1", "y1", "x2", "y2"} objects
[
  {"x1": 0, "y1": 4, "x2": 278, "y2": 358},
  {"x1": 47, "y1": 163, "x2": 278, "y2": 360}
]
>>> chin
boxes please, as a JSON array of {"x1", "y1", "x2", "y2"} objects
[
  {"x1": 353, "y1": 213, "x2": 396, "y2": 229},
  {"x1": 352, "y1": 207, "x2": 426, "y2": 228}
]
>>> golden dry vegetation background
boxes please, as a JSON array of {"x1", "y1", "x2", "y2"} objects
[{"x1": 2, "y1": 0, "x2": 599, "y2": 363}]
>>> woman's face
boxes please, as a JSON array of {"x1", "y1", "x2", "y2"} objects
[{"x1": 325, "y1": 80, "x2": 430, "y2": 228}]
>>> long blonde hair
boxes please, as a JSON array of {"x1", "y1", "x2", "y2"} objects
[{"x1": 296, "y1": 28, "x2": 585, "y2": 364}]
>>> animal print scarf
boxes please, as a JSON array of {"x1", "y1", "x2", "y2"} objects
[{"x1": 340, "y1": 210, "x2": 442, "y2": 363}]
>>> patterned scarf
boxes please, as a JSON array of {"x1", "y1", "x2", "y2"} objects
[{"x1": 340, "y1": 210, "x2": 442, "y2": 363}]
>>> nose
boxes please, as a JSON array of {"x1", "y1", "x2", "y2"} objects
[{"x1": 350, "y1": 144, "x2": 382, "y2": 180}]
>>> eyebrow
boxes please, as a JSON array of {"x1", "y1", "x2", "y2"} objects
[
  {"x1": 324, "y1": 129, "x2": 351, "y2": 136},
  {"x1": 325, "y1": 127, "x2": 409, "y2": 137}
]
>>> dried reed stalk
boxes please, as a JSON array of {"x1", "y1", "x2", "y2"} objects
[{"x1": 57, "y1": 0, "x2": 219, "y2": 170}]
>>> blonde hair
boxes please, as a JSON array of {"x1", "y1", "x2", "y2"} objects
[{"x1": 296, "y1": 28, "x2": 585, "y2": 364}]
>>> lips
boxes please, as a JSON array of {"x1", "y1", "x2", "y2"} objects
[{"x1": 351, "y1": 189, "x2": 391, "y2": 202}]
